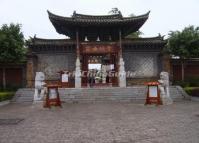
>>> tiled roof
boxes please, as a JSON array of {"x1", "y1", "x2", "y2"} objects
[
  {"x1": 48, "y1": 10, "x2": 149, "y2": 25},
  {"x1": 47, "y1": 10, "x2": 150, "y2": 38}
]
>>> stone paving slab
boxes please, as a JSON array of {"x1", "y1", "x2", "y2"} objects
[{"x1": 0, "y1": 102, "x2": 199, "y2": 143}]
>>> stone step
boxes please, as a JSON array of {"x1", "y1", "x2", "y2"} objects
[{"x1": 12, "y1": 86, "x2": 190, "y2": 103}]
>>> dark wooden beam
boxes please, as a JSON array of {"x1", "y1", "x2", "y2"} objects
[
  {"x1": 119, "y1": 29, "x2": 122, "y2": 57},
  {"x1": 76, "y1": 29, "x2": 80, "y2": 57}
]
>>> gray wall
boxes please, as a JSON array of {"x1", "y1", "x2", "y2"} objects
[
  {"x1": 37, "y1": 53, "x2": 76, "y2": 79},
  {"x1": 123, "y1": 52, "x2": 161, "y2": 78}
]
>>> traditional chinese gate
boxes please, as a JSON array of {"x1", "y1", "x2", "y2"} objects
[{"x1": 80, "y1": 43, "x2": 119, "y2": 87}]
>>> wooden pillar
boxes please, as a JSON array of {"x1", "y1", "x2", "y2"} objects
[
  {"x1": 76, "y1": 30, "x2": 80, "y2": 58},
  {"x1": 162, "y1": 54, "x2": 172, "y2": 82},
  {"x1": 119, "y1": 29, "x2": 122, "y2": 58},
  {"x1": 162, "y1": 54, "x2": 171, "y2": 74},
  {"x1": 26, "y1": 56, "x2": 34, "y2": 88},
  {"x1": 26, "y1": 54, "x2": 37, "y2": 88}
]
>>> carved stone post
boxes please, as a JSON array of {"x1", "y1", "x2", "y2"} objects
[
  {"x1": 75, "y1": 30, "x2": 81, "y2": 88},
  {"x1": 118, "y1": 29, "x2": 126, "y2": 87}
]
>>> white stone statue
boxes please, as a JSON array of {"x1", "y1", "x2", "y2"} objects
[
  {"x1": 75, "y1": 57, "x2": 81, "y2": 88},
  {"x1": 118, "y1": 57, "x2": 126, "y2": 87},
  {"x1": 34, "y1": 72, "x2": 46, "y2": 101},
  {"x1": 158, "y1": 71, "x2": 173, "y2": 105}
]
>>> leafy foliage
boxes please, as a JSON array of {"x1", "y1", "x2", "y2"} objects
[
  {"x1": 126, "y1": 31, "x2": 143, "y2": 38},
  {"x1": 168, "y1": 26, "x2": 199, "y2": 81},
  {"x1": 168, "y1": 26, "x2": 199, "y2": 58},
  {"x1": 184, "y1": 87, "x2": 199, "y2": 97},
  {"x1": 0, "y1": 23, "x2": 26, "y2": 63}
]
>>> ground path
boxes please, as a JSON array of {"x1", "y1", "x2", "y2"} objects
[{"x1": 0, "y1": 101, "x2": 199, "y2": 143}]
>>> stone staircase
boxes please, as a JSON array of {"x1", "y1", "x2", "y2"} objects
[
  {"x1": 12, "y1": 88, "x2": 35, "y2": 103},
  {"x1": 12, "y1": 86, "x2": 190, "y2": 103}
]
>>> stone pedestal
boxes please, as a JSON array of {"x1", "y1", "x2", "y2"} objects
[
  {"x1": 118, "y1": 58, "x2": 126, "y2": 87},
  {"x1": 34, "y1": 88, "x2": 45, "y2": 102},
  {"x1": 162, "y1": 96, "x2": 173, "y2": 105},
  {"x1": 75, "y1": 57, "x2": 81, "y2": 88},
  {"x1": 162, "y1": 86, "x2": 173, "y2": 105}
]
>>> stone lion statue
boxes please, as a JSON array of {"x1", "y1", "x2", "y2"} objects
[
  {"x1": 158, "y1": 71, "x2": 173, "y2": 104},
  {"x1": 34, "y1": 72, "x2": 46, "y2": 101},
  {"x1": 158, "y1": 72, "x2": 169, "y2": 97}
]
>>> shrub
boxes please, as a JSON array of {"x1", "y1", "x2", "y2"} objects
[
  {"x1": 173, "y1": 76, "x2": 199, "y2": 87},
  {"x1": 173, "y1": 81, "x2": 190, "y2": 88},
  {"x1": 184, "y1": 87, "x2": 199, "y2": 97},
  {"x1": 0, "y1": 92, "x2": 15, "y2": 102},
  {"x1": 185, "y1": 76, "x2": 199, "y2": 87}
]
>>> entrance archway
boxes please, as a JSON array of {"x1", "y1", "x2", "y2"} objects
[{"x1": 80, "y1": 43, "x2": 119, "y2": 87}]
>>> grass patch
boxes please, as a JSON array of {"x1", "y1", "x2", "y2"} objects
[
  {"x1": 184, "y1": 87, "x2": 199, "y2": 97},
  {"x1": 0, "y1": 92, "x2": 15, "y2": 102}
]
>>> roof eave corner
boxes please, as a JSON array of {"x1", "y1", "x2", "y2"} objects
[
  {"x1": 144, "y1": 11, "x2": 150, "y2": 20},
  {"x1": 47, "y1": 10, "x2": 52, "y2": 17}
]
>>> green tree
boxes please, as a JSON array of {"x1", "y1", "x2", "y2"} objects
[
  {"x1": 126, "y1": 30, "x2": 143, "y2": 38},
  {"x1": 0, "y1": 23, "x2": 26, "y2": 63},
  {"x1": 168, "y1": 25, "x2": 199, "y2": 80}
]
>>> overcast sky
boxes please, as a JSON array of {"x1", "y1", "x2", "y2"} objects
[{"x1": 0, "y1": 0, "x2": 198, "y2": 39}]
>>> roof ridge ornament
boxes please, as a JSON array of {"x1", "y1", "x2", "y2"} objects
[
  {"x1": 118, "y1": 11, "x2": 123, "y2": 18},
  {"x1": 72, "y1": 11, "x2": 76, "y2": 18}
]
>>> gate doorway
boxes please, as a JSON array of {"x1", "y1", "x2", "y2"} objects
[{"x1": 80, "y1": 43, "x2": 119, "y2": 87}]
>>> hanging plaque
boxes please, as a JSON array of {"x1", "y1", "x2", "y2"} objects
[{"x1": 61, "y1": 73, "x2": 68, "y2": 83}]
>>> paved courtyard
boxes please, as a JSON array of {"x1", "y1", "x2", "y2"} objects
[{"x1": 0, "y1": 101, "x2": 199, "y2": 143}]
